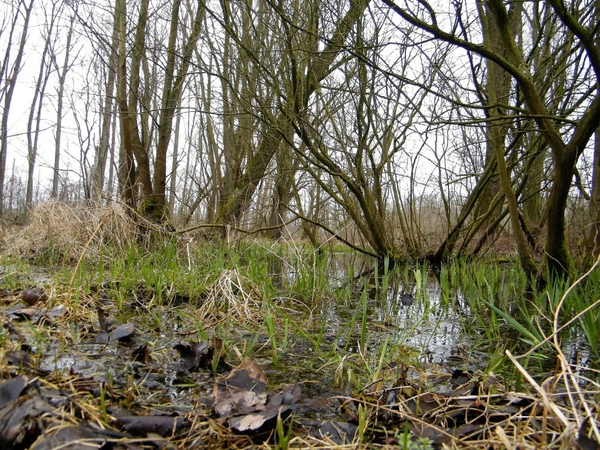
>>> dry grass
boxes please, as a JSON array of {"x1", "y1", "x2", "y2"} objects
[
  {"x1": 3, "y1": 201, "x2": 138, "y2": 262},
  {"x1": 1, "y1": 202, "x2": 598, "y2": 448},
  {"x1": 197, "y1": 269, "x2": 263, "y2": 323},
  {"x1": 341, "y1": 341, "x2": 600, "y2": 449}
]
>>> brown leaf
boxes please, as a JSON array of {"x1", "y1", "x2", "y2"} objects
[
  {"x1": 0, "y1": 376, "x2": 28, "y2": 409},
  {"x1": 97, "y1": 306, "x2": 115, "y2": 331},
  {"x1": 118, "y1": 415, "x2": 185, "y2": 436},
  {"x1": 228, "y1": 383, "x2": 301, "y2": 431},
  {"x1": 213, "y1": 357, "x2": 268, "y2": 417},
  {"x1": 132, "y1": 343, "x2": 151, "y2": 364},
  {"x1": 408, "y1": 392, "x2": 445, "y2": 414},
  {"x1": 229, "y1": 409, "x2": 280, "y2": 432},
  {"x1": 6, "y1": 308, "x2": 36, "y2": 321},
  {"x1": 224, "y1": 357, "x2": 267, "y2": 390}
]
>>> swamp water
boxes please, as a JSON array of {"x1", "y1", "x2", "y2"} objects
[{"x1": 0, "y1": 253, "x2": 594, "y2": 448}]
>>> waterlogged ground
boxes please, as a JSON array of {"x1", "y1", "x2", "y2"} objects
[{"x1": 0, "y1": 254, "x2": 597, "y2": 449}]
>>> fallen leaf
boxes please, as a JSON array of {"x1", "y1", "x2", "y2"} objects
[
  {"x1": 266, "y1": 382, "x2": 301, "y2": 409},
  {"x1": 213, "y1": 357, "x2": 267, "y2": 417},
  {"x1": 409, "y1": 421, "x2": 453, "y2": 445},
  {"x1": 577, "y1": 417, "x2": 600, "y2": 450},
  {"x1": 30, "y1": 425, "x2": 105, "y2": 450},
  {"x1": 0, "y1": 393, "x2": 55, "y2": 447},
  {"x1": 228, "y1": 383, "x2": 302, "y2": 431},
  {"x1": 96, "y1": 306, "x2": 115, "y2": 331},
  {"x1": 309, "y1": 420, "x2": 358, "y2": 445},
  {"x1": 30, "y1": 423, "x2": 127, "y2": 450},
  {"x1": 0, "y1": 376, "x2": 28, "y2": 409},
  {"x1": 48, "y1": 305, "x2": 66, "y2": 318},
  {"x1": 6, "y1": 308, "x2": 36, "y2": 321},
  {"x1": 175, "y1": 341, "x2": 210, "y2": 372},
  {"x1": 229, "y1": 409, "x2": 280, "y2": 431},
  {"x1": 450, "y1": 369, "x2": 472, "y2": 386},
  {"x1": 113, "y1": 323, "x2": 135, "y2": 341},
  {"x1": 118, "y1": 415, "x2": 185, "y2": 436},
  {"x1": 4, "y1": 351, "x2": 34, "y2": 370},
  {"x1": 132, "y1": 343, "x2": 151, "y2": 363}
]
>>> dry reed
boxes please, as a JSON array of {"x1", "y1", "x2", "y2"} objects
[{"x1": 3, "y1": 201, "x2": 138, "y2": 262}]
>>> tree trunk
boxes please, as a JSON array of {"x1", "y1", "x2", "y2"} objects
[
  {"x1": 92, "y1": 1, "x2": 119, "y2": 201},
  {"x1": 115, "y1": 0, "x2": 137, "y2": 210},
  {"x1": 215, "y1": 0, "x2": 371, "y2": 228},
  {"x1": 168, "y1": 112, "x2": 182, "y2": 215},
  {"x1": 589, "y1": 129, "x2": 600, "y2": 258},
  {"x1": 0, "y1": 0, "x2": 34, "y2": 217},
  {"x1": 151, "y1": 0, "x2": 205, "y2": 219},
  {"x1": 268, "y1": 126, "x2": 296, "y2": 239},
  {"x1": 51, "y1": 5, "x2": 74, "y2": 200},
  {"x1": 478, "y1": 0, "x2": 537, "y2": 276}
]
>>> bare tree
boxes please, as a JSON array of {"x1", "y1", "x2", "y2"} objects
[
  {"x1": 113, "y1": 0, "x2": 205, "y2": 220},
  {"x1": 381, "y1": 0, "x2": 600, "y2": 277},
  {"x1": 50, "y1": 4, "x2": 77, "y2": 200},
  {"x1": 288, "y1": 9, "x2": 432, "y2": 259},
  {"x1": 25, "y1": 1, "x2": 61, "y2": 222},
  {"x1": 212, "y1": 0, "x2": 372, "y2": 228},
  {"x1": 0, "y1": 0, "x2": 34, "y2": 218}
]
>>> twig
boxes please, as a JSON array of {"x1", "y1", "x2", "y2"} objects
[{"x1": 506, "y1": 350, "x2": 571, "y2": 430}]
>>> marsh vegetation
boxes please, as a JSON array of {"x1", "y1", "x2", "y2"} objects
[
  {"x1": 2, "y1": 0, "x2": 600, "y2": 447},
  {"x1": 0, "y1": 204, "x2": 599, "y2": 448}
]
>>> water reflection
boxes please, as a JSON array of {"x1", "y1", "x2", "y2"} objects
[
  {"x1": 294, "y1": 253, "x2": 594, "y2": 377},
  {"x1": 266, "y1": 250, "x2": 373, "y2": 289},
  {"x1": 267, "y1": 251, "x2": 485, "y2": 371},
  {"x1": 364, "y1": 278, "x2": 477, "y2": 367}
]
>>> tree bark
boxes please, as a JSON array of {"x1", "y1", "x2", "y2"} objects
[
  {"x1": 214, "y1": 0, "x2": 371, "y2": 227},
  {"x1": 115, "y1": 0, "x2": 137, "y2": 209},
  {"x1": 0, "y1": 0, "x2": 34, "y2": 217},
  {"x1": 589, "y1": 130, "x2": 600, "y2": 258},
  {"x1": 151, "y1": 0, "x2": 205, "y2": 219},
  {"x1": 51, "y1": 5, "x2": 74, "y2": 200},
  {"x1": 92, "y1": 1, "x2": 120, "y2": 201}
]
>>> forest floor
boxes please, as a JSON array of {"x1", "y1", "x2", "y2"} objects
[{"x1": 0, "y1": 202, "x2": 599, "y2": 449}]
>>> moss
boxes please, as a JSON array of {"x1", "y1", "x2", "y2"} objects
[{"x1": 138, "y1": 197, "x2": 175, "y2": 232}]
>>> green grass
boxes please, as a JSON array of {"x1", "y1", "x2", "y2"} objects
[
  {"x1": 443, "y1": 257, "x2": 600, "y2": 379},
  {"x1": 3, "y1": 238, "x2": 600, "y2": 400},
  {"x1": 4, "y1": 221, "x2": 600, "y2": 449}
]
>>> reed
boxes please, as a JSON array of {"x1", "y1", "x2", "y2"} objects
[{"x1": 265, "y1": 312, "x2": 278, "y2": 363}]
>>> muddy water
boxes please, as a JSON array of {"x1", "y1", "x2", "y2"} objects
[
  {"x1": 254, "y1": 253, "x2": 490, "y2": 412},
  {"x1": 273, "y1": 252, "x2": 481, "y2": 362}
]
